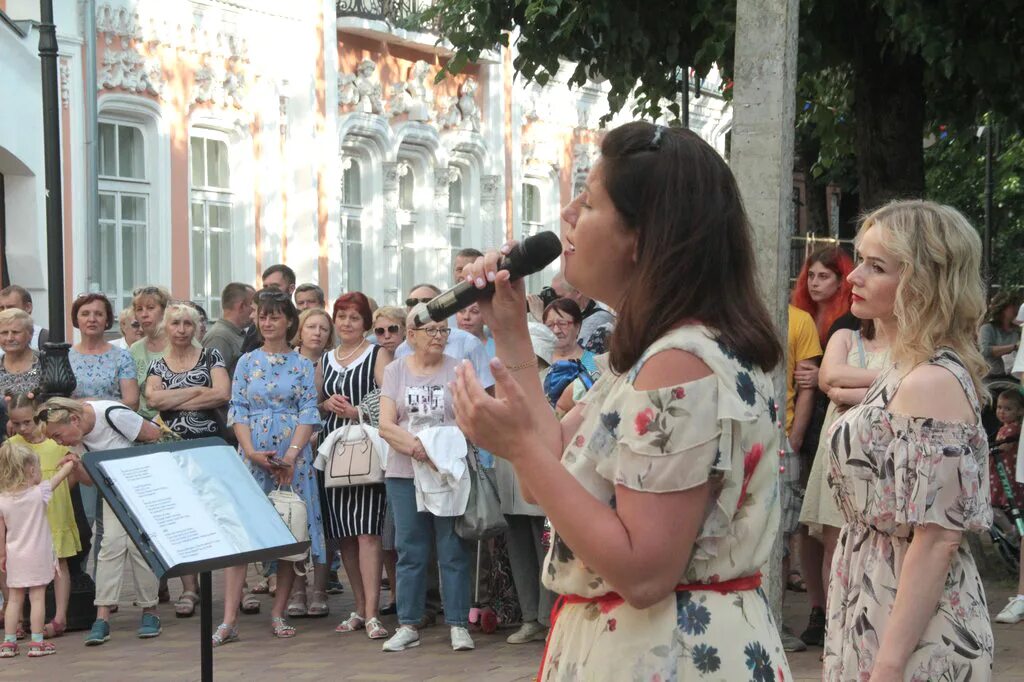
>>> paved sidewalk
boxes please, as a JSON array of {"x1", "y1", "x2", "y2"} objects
[{"x1": 7, "y1": 568, "x2": 1024, "y2": 680}]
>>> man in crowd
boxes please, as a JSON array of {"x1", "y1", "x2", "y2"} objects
[
  {"x1": 0, "y1": 284, "x2": 49, "y2": 350},
  {"x1": 551, "y1": 272, "x2": 613, "y2": 354},
  {"x1": 453, "y1": 248, "x2": 484, "y2": 284},
  {"x1": 295, "y1": 283, "x2": 326, "y2": 311},
  {"x1": 203, "y1": 282, "x2": 255, "y2": 378}
]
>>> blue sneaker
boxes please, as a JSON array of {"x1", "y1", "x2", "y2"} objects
[
  {"x1": 137, "y1": 612, "x2": 162, "y2": 639},
  {"x1": 84, "y1": 619, "x2": 110, "y2": 646}
]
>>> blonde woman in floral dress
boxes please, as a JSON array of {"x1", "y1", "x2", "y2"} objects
[
  {"x1": 825, "y1": 200, "x2": 993, "y2": 681},
  {"x1": 452, "y1": 122, "x2": 791, "y2": 681}
]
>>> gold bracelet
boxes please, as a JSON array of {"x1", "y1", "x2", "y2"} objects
[{"x1": 505, "y1": 357, "x2": 538, "y2": 372}]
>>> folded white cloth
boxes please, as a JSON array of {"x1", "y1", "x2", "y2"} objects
[{"x1": 413, "y1": 425, "x2": 470, "y2": 516}]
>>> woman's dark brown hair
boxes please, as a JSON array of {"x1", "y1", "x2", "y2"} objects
[
  {"x1": 599, "y1": 122, "x2": 782, "y2": 373},
  {"x1": 255, "y1": 289, "x2": 300, "y2": 340},
  {"x1": 543, "y1": 298, "x2": 583, "y2": 328},
  {"x1": 71, "y1": 293, "x2": 115, "y2": 331}
]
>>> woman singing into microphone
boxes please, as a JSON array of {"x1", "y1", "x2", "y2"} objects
[{"x1": 451, "y1": 122, "x2": 790, "y2": 680}]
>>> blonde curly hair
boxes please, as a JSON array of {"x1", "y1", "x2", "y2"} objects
[
  {"x1": 858, "y1": 200, "x2": 988, "y2": 400},
  {"x1": 0, "y1": 440, "x2": 39, "y2": 493}
]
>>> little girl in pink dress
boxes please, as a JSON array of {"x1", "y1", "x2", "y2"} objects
[{"x1": 0, "y1": 440, "x2": 76, "y2": 658}]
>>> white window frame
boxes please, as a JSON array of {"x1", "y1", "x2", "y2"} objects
[
  {"x1": 188, "y1": 129, "x2": 234, "y2": 320},
  {"x1": 340, "y1": 155, "x2": 365, "y2": 293},
  {"x1": 95, "y1": 97, "x2": 171, "y2": 315},
  {"x1": 447, "y1": 166, "x2": 466, "y2": 274},
  {"x1": 397, "y1": 160, "x2": 419, "y2": 297},
  {"x1": 96, "y1": 119, "x2": 151, "y2": 314}
]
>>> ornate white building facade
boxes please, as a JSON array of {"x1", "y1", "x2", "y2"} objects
[{"x1": 0, "y1": 0, "x2": 733, "y2": 323}]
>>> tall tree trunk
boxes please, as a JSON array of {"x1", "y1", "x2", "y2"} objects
[{"x1": 852, "y1": 33, "x2": 926, "y2": 211}]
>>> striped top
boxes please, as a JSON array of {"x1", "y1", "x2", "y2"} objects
[{"x1": 321, "y1": 344, "x2": 382, "y2": 434}]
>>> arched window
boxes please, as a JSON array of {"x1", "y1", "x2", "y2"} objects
[
  {"x1": 96, "y1": 120, "x2": 150, "y2": 313},
  {"x1": 521, "y1": 182, "x2": 544, "y2": 292},
  {"x1": 189, "y1": 131, "x2": 233, "y2": 318},
  {"x1": 341, "y1": 157, "x2": 364, "y2": 293}
]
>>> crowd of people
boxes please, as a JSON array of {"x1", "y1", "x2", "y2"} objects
[{"x1": 0, "y1": 119, "x2": 1019, "y2": 681}]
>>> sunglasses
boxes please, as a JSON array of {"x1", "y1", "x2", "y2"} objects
[
  {"x1": 256, "y1": 290, "x2": 291, "y2": 302},
  {"x1": 129, "y1": 320, "x2": 142, "y2": 329},
  {"x1": 374, "y1": 324, "x2": 401, "y2": 336},
  {"x1": 133, "y1": 286, "x2": 163, "y2": 296},
  {"x1": 405, "y1": 297, "x2": 434, "y2": 307}
]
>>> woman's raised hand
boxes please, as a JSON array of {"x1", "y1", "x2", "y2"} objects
[
  {"x1": 461, "y1": 243, "x2": 529, "y2": 337},
  {"x1": 451, "y1": 357, "x2": 535, "y2": 463}
]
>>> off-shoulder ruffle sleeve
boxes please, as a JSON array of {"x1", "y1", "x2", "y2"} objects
[
  {"x1": 884, "y1": 412, "x2": 991, "y2": 532},
  {"x1": 588, "y1": 374, "x2": 723, "y2": 493}
]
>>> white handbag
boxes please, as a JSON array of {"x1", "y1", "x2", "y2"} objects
[
  {"x1": 268, "y1": 485, "x2": 311, "y2": 571},
  {"x1": 324, "y1": 409, "x2": 385, "y2": 488}
]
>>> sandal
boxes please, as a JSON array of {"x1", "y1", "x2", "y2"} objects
[
  {"x1": 0, "y1": 641, "x2": 16, "y2": 658},
  {"x1": 307, "y1": 590, "x2": 329, "y2": 618},
  {"x1": 335, "y1": 612, "x2": 365, "y2": 633},
  {"x1": 366, "y1": 617, "x2": 389, "y2": 640},
  {"x1": 175, "y1": 591, "x2": 200, "y2": 618},
  {"x1": 786, "y1": 570, "x2": 807, "y2": 593},
  {"x1": 270, "y1": 617, "x2": 296, "y2": 639},
  {"x1": 211, "y1": 623, "x2": 239, "y2": 647},
  {"x1": 15, "y1": 624, "x2": 26, "y2": 640},
  {"x1": 251, "y1": 579, "x2": 270, "y2": 594},
  {"x1": 240, "y1": 593, "x2": 261, "y2": 615},
  {"x1": 26, "y1": 640, "x2": 56, "y2": 657},
  {"x1": 43, "y1": 619, "x2": 66, "y2": 639},
  {"x1": 287, "y1": 590, "x2": 308, "y2": 618}
]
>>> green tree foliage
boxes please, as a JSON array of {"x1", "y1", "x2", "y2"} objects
[{"x1": 925, "y1": 124, "x2": 1024, "y2": 287}]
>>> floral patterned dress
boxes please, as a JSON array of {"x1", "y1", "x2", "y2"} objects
[
  {"x1": 540, "y1": 326, "x2": 790, "y2": 681},
  {"x1": 228, "y1": 349, "x2": 326, "y2": 563},
  {"x1": 824, "y1": 349, "x2": 993, "y2": 680}
]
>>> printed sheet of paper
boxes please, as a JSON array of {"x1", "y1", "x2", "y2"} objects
[{"x1": 99, "y1": 452, "x2": 241, "y2": 567}]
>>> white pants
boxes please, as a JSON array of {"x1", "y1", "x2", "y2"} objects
[{"x1": 94, "y1": 502, "x2": 159, "y2": 608}]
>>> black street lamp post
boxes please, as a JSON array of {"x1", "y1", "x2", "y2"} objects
[{"x1": 38, "y1": 0, "x2": 76, "y2": 400}]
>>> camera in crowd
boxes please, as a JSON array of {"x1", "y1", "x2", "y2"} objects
[{"x1": 537, "y1": 285, "x2": 559, "y2": 309}]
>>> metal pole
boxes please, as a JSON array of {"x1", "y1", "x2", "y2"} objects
[
  {"x1": 85, "y1": 0, "x2": 99, "y2": 293},
  {"x1": 200, "y1": 571, "x2": 213, "y2": 681},
  {"x1": 39, "y1": 0, "x2": 65, "y2": 340},
  {"x1": 983, "y1": 126, "x2": 994, "y2": 294}
]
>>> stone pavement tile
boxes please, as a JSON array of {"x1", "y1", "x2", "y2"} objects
[{"x1": 12, "y1": 568, "x2": 1024, "y2": 680}]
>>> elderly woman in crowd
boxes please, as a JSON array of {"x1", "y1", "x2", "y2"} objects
[
  {"x1": 129, "y1": 286, "x2": 172, "y2": 420},
  {"x1": 317, "y1": 293, "x2": 392, "y2": 636},
  {"x1": 541, "y1": 298, "x2": 598, "y2": 415},
  {"x1": 69, "y1": 294, "x2": 139, "y2": 409},
  {"x1": 144, "y1": 303, "x2": 229, "y2": 617},
  {"x1": 111, "y1": 306, "x2": 144, "y2": 350},
  {"x1": 0, "y1": 308, "x2": 42, "y2": 439},
  {"x1": 378, "y1": 305, "x2": 474, "y2": 653},
  {"x1": 215, "y1": 290, "x2": 323, "y2": 646}
]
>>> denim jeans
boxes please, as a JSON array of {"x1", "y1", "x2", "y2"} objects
[{"x1": 386, "y1": 477, "x2": 471, "y2": 627}]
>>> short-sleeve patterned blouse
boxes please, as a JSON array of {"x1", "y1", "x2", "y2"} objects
[
  {"x1": 538, "y1": 325, "x2": 790, "y2": 681},
  {"x1": 0, "y1": 352, "x2": 42, "y2": 397},
  {"x1": 147, "y1": 348, "x2": 225, "y2": 438},
  {"x1": 70, "y1": 346, "x2": 136, "y2": 401}
]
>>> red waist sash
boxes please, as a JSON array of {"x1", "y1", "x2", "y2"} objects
[{"x1": 537, "y1": 573, "x2": 762, "y2": 680}]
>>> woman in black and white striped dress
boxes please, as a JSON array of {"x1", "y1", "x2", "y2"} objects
[{"x1": 317, "y1": 292, "x2": 393, "y2": 639}]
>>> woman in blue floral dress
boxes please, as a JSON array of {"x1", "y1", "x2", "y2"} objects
[
  {"x1": 451, "y1": 123, "x2": 791, "y2": 681},
  {"x1": 214, "y1": 290, "x2": 324, "y2": 646}
]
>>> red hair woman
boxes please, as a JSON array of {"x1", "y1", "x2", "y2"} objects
[{"x1": 791, "y1": 246, "x2": 854, "y2": 345}]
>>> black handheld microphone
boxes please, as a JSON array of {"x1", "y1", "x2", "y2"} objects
[{"x1": 413, "y1": 231, "x2": 563, "y2": 326}]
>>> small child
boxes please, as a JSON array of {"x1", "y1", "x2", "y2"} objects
[
  {"x1": 993, "y1": 387, "x2": 1024, "y2": 625},
  {"x1": 5, "y1": 394, "x2": 84, "y2": 639},
  {"x1": 0, "y1": 440, "x2": 76, "y2": 657}
]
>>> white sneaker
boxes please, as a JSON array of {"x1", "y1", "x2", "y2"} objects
[
  {"x1": 995, "y1": 596, "x2": 1024, "y2": 624},
  {"x1": 506, "y1": 620, "x2": 548, "y2": 644},
  {"x1": 450, "y1": 626, "x2": 475, "y2": 651},
  {"x1": 382, "y1": 625, "x2": 420, "y2": 652}
]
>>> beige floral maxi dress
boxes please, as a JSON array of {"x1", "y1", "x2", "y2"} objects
[
  {"x1": 825, "y1": 349, "x2": 994, "y2": 680},
  {"x1": 539, "y1": 326, "x2": 792, "y2": 681}
]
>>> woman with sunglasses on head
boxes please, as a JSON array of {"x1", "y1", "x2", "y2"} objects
[
  {"x1": 128, "y1": 286, "x2": 172, "y2": 420},
  {"x1": 452, "y1": 122, "x2": 790, "y2": 680},
  {"x1": 379, "y1": 308, "x2": 475, "y2": 653},
  {"x1": 69, "y1": 294, "x2": 139, "y2": 410},
  {"x1": 111, "y1": 307, "x2": 144, "y2": 351},
  {"x1": 215, "y1": 290, "x2": 324, "y2": 646}
]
